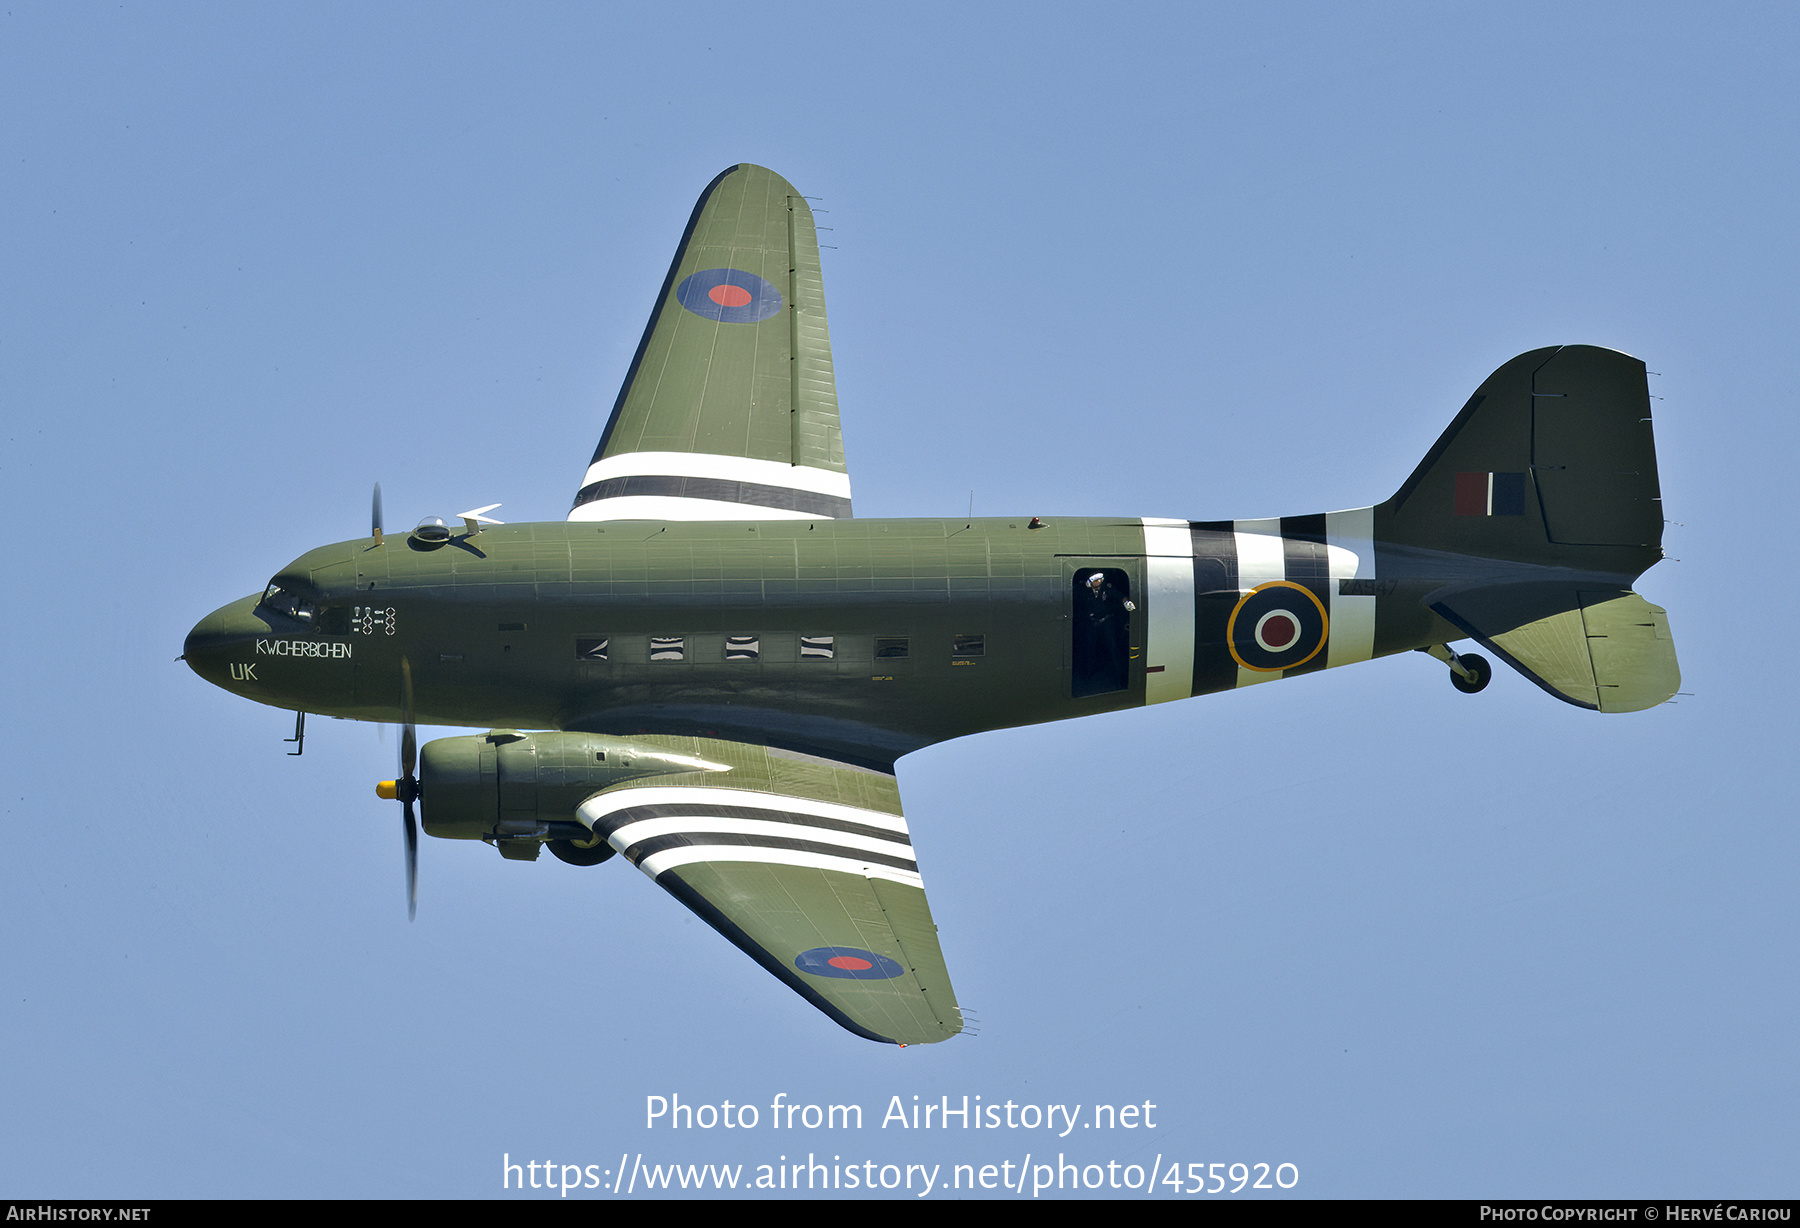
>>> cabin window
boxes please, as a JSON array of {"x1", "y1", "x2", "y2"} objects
[
  {"x1": 725, "y1": 636, "x2": 760, "y2": 661},
  {"x1": 650, "y1": 636, "x2": 685, "y2": 661},
  {"x1": 875, "y1": 637, "x2": 910, "y2": 659},
  {"x1": 800, "y1": 635, "x2": 835, "y2": 660},
  {"x1": 952, "y1": 634, "x2": 985, "y2": 658},
  {"x1": 575, "y1": 638, "x2": 609, "y2": 660}
]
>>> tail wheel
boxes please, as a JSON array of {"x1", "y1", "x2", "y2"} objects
[
  {"x1": 548, "y1": 838, "x2": 615, "y2": 867},
  {"x1": 1450, "y1": 652, "x2": 1492, "y2": 694}
]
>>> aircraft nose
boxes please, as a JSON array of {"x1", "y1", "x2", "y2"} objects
[{"x1": 183, "y1": 595, "x2": 265, "y2": 688}]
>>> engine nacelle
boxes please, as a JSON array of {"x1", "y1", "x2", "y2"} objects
[{"x1": 418, "y1": 731, "x2": 728, "y2": 849}]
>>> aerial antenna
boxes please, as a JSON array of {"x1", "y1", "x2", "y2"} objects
[{"x1": 457, "y1": 503, "x2": 505, "y2": 536}]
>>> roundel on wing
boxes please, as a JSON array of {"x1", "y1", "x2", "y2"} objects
[
  {"x1": 1226, "y1": 581, "x2": 1329, "y2": 672},
  {"x1": 794, "y1": 946, "x2": 905, "y2": 981},
  {"x1": 675, "y1": 268, "x2": 783, "y2": 323}
]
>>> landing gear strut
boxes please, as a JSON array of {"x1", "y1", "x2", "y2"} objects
[{"x1": 1422, "y1": 644, "x2": 1491, "y2": 694}]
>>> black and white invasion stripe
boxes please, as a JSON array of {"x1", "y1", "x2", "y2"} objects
[
  {"x1": 568, "y1": 451, "x2": 852, "y2": 522},
  {"x1": 576, "y1": 786, "x2": 921, "y2": 889},
  {"x1": 1138, "y1": 507, "x2": 1378, "y2": 701}
]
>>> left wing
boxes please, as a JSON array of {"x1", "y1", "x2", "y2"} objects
[
  {"x1": 578, "y1": 741, "x2": 963, "y2": 1045},
  {"x1": 570, "y1": 165, "x2": 850, "y2": 522}
]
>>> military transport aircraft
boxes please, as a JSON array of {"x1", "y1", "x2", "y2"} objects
[{"x1": 184, "y1": 164, "x2": 1680, "y2": 1046}]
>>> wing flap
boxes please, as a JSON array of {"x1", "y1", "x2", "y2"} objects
[{"x1": 578, "y1": 743, "x2": 962, "y2": 1045}]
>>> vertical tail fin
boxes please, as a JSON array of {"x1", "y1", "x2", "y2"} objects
[
  {"x1": 1382, "y1": 345, "x2": 1663, "y2": 564},
  {"x1": 1380, "y1": 346, "x2": 1679, "y2": 711}
]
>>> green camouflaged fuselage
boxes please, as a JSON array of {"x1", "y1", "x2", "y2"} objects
[{"x1": 186, "y1": 514, "x2": 1465, "y2": 769}]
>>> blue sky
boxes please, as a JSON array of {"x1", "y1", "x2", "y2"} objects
[{"x1": 4, "y1": 2, "x2": 1794, "y2": 1199}]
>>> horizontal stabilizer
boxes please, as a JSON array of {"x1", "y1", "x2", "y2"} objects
[{"x1": 1437, "y1": 590, "x2": 1679, "y2": 712}]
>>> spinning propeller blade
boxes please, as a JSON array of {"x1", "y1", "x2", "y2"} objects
[
  {"x1": 400, "y1": 657, "x2": 417, "y2": 921},
  {"x1": 375, "y1": 657, "x2": 419, "y2": 920}
]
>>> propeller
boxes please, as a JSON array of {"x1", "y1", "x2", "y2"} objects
[
  {"x1": 376, "y1": 656, "x2": 419, "y2": 920},
  {"x1": 368, "y1": 484, "x2": 417, "y2": 917}
]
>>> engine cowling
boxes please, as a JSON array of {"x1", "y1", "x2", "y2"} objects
[{"x1": 418, "y1": 731, "x2": 729, "y2": 858}]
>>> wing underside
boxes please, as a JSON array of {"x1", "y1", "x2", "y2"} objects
[
  {"x1": 578, "y1": 743, "x2": 962, "y2": 1045},
  {"x1": 571, "y1": 164, "x2": 850, "y2": 523}
]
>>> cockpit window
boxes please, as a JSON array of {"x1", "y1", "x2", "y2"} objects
[{"x1": 259, "y1": 582, "x2": 318, "y2": 625}]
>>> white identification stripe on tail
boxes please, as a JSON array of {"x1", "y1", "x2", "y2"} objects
[
  {"x1": 568, "y1": 495, "x2": 827, "y2": 522},
  {"x1": 1140, "y1": 518, "x2": 1196, "y2": 705},
  {"x1": 578, "y1": 786, "x2": 910, "y2": 835},
  {"x1": 604, "y1": 815, "x2": 915, "y2": 862},
  {"x1": 1325, "y1": 506, "x2": 1376, "y2": 668},
  {"x1": 636, "y1": 844, "x2": 925, "y2": 890},
  {"x1": 1233, "y1": 518, "x2": 1287, "y2": 687},
  {"x1": 577, "y1": 452, "x2": 852, "y2": 498}
]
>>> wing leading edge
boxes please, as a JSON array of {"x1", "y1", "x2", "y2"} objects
[
  {"x1": 578, "y1": 741, "x2": 962, "y2": 1045},
  {"x1": 570, "y1": 165, "x2": 850, "y2": 523}
]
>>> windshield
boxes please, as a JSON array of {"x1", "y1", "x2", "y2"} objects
[{"x1": 259, "y1": 582, "x2": 318, "y2": 625}]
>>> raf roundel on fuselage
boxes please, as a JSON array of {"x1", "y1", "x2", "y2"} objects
[
  {"x1": 676, "y1": 268, "x2": 783, "y2": 324},
  {"x1": 1227, "y1": 580, "x2": 1329, "y2": 672}
]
